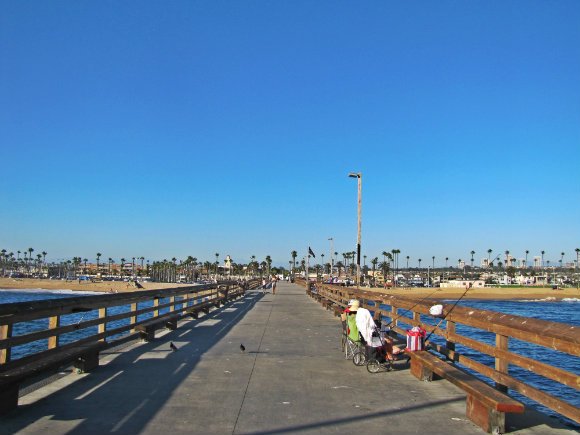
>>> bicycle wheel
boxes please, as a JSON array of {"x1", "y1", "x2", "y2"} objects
[
  {"x1": 367, "y1": 359, "x2": 381, "y2": 373},
  {"x1": 353, "y1": 351, "x2": 366, "y2": 366}
]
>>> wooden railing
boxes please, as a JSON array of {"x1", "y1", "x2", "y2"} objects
[
  {"x1": 0, "y1": 280, "x2": 259, "y2": 370},
  {"x1": 300, "y1": 279, "x2": 580, "y2": 426}
]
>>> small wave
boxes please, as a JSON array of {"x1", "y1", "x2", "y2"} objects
[
  {"x1": 561, "y1": 298, "x2": 580, "y2": 303},
  {"x1": 518, "y1": 297, "x2": 558, "y2": 303}
]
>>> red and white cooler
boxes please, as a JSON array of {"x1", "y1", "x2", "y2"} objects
[{"x1": 406, "y1": 326, "x2": 426, "y2": 351}]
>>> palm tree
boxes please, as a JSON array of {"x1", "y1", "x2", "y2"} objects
[
  {"x1": 406, "y1": 255, "x2": 410, "y2": 269},
  {"x1": 140, "y1": 257, "x2": 145, "y2": 276},
  {"x1": 382, "y1": 251, "x2": 388, "y2": 268},
  {"x1": 418, "y1": 258, "x2": 422, "y2": 269},
  {"x1": 42, "y1": 251, "x2": 47, "y2": 265},
  {"x1": 371, "y1": 257, "x2": 379, "y2": 281},
  {"x1": 541, "y1": 250, "x2": 545, "y2": 268},
  {"x1": 560, "y1": 252, "x2": 565, "y2": 269},
  {"x1": 83, "y1": 258, "x2": 88, "y2": 274},
  {"x1": 265, "y1": 255, "x2": 272, "y2": 277},
  {"x1": 525, "y1": 250, "x2": 529, "y2": 268},
  {"x1": 576, "y1": 248, "x2": 580, "y2": 270},
  {"x1": 96, "y1": 253, "x2": 101, "y2": 274},
  {"x1": 470, "y1": 251, "x2": 475, "y2": 268},
  {"x1": 487, "y1": 249, "x2": 492, "y2": 268},
  {"x1": 432, "y1": 256, "x2": 435, "y2": 269},
  {"x1": 321, "y1": 253, "x2": 325, "y2": 274},
  {"x1": 505, "y1": 250, "x2": 510, "y2": 269},
  {"x1": 120, "y1": 258, "x2": 126, "y2": 279},
  {"x1": 291, "y1": 250, "x2": 297, "y2": 272},
  {"x1": 27, "y1": 247, "x2": 34, "y2": 273},
  {"x1": 445, "y1": 257, "x2": 449, "y2": 268}
]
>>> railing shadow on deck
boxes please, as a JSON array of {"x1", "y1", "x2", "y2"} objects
[{"x1": 0, "y1": 290, "x2": 265, "y2": 434}]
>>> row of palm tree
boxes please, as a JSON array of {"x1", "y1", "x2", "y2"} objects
[{"x1": 289, "y1": 247, "x2": 580, "y2": 281}]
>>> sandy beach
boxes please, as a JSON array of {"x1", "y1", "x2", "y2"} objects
[
  {"x1": 370, "y1": 285, "x2": 580, "y2": 301},
  {"x1": 0, "y1": 277, "x2": 191, "y2": 294},
  {"x1": 1, "y1": 277, "x2": 579, "y2": 300}
]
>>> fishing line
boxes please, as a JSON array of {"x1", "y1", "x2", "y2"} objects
[
  {"x1": 379, "y1": 286, "x2": 443, "y2": 330},
  {"x1": 421, "y1": 253, "x2": 502, "y2": 343},
  {"x1": 424, "y1": 283, "x2": 474, "y2": 343}
]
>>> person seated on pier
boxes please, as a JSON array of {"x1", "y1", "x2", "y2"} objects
[
  {"x1": 353, "y1": 301, "x2": 403, "y2": 360},
  {"x1": 341, "y1": 299, "x2": 357, "y2": 333},
  {"x1": 345, "y1": 300, "x2": 360, "y2": 344}
]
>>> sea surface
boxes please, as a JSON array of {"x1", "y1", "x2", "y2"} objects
[{"x1": 1, "y1": 289, "x2": 579, "y2": 428}]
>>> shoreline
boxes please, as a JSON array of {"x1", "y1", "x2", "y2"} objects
[
  {"x1": 367, "y1": 285, "x2": 580, "y2": 301},
  {"x1": 0, "y1": 277, "x2": 191, "y2": 294},
  {"x1": 1, "y1": 278, "x2": 579, "y2": 301}
]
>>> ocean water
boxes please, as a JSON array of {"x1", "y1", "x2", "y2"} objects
[
  {"x1": 374, "y1": 296, "x2": 580, "y2": 428},
  {"x1": 1, "y1": 289, "x2": 579, "y2": 427},
  {"x1": 0, "y1": 289, "x2": 209, "y2": 361}
]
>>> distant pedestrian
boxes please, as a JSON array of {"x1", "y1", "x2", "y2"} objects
[
  {"x1": 262, "y1": 277, "x2": 266, "y2": 293},
  {"x1": 272, "y1": 275, "x2": 277, "y2": 295}
]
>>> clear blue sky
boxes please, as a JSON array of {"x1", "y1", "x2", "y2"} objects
[{"x1": 1, "y1": 2, "x2": 579, "y2": 268}]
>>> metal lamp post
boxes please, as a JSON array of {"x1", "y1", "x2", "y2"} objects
[
  {"x1": 328, "y1": 237, "x2": 334, "y2": 277},
  {"x1": 348, "y1": 172, "x2": 362, "y2": 289}
]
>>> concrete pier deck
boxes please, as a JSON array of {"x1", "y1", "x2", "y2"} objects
[{"x1": 0, "y1": 282, "x2": 575, "y2": 434}]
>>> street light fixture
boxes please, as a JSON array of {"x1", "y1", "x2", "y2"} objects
[{"x1": 348, "y1": 172, "x2": 362, "y2": 289}]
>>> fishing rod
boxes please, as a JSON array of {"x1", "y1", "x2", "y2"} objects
[
  {"x1": 380, "y1": 286, "x2": 443, "y2": 330},
  {"x1": 424, "y1": 281, "x2": 474, "y2": 343},
  {"x1": 423, "y1": 253, "x2": 505, "y2": 342}
]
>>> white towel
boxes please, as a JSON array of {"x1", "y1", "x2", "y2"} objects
[{"x1": 355, "y1": 307, "x2": 375, "y2": 344}]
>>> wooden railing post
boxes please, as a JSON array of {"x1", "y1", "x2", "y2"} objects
[
  {"x1": 412, "y1": 311, "x2": 421, "y2": 325},
  {"x1": 391, "y1": 305, "x2": 398, "y2": 328},
  {"x1": 130, "y1": 303, "x2": 137, "y2": 333},
  {"x1": 0, "y1": 324, "x2": 12, "y2": 364},
  {"x1": 153, "y1": 297, "x2": 159, "y2": 318},
  {"x1": 169, "y1": 296, "x2": 175, "y2": 313},
  {"x1": 184, "y1": 293, "x2": 190, "y2": 313},
  {"x1": 495, "y1": 334, "x2": 509, "y2": 393},
  {"x1": 98, "y1": 308, "x2": 107, "y2": 342},
  {"x1": 48, "y1": 315, "x2": 60, "y2": 349},
  {"x1": 446, "y1": 320, "x2": 456, "y2": 361}
]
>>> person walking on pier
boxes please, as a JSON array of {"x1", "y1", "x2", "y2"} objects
[{"x1": 271, "y1": 275, "x2": 278, "y2": 295}]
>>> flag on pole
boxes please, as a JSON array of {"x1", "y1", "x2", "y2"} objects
[{"x1": 308, "y1": 247, "x2": 316, "y2": 258}]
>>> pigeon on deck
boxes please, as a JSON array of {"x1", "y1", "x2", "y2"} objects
[
  {"x1": 240, "y1": 344, "x2": 246, "y2": 353},
  {"x1": 170, "y1": 342, "x2": 178, "y2": 352}
]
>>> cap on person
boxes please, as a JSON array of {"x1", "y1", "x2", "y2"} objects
[{"x1": 349, "y1": 300, "x2": 360, "y2": 310}]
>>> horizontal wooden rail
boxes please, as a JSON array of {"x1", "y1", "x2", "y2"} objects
[
  {"x1": 0, "y1": 280, "x2": 257, "y2": 369},
  {"x1": 297, "y1": 279, "x2": 580, "y2": 425}
]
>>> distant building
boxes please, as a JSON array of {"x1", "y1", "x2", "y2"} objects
[{"x1": 440, "y1": 280, "x2": 485, "y2": 288}]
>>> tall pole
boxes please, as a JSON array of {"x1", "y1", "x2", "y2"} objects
[
  {"x1": 328, "y1": 237, "x2": 334, "y2": 277},
  {"x1": 305, "y1": 254, "x2": 310, "y2": 289},
  {"x1": 349, "y1": 172, "x2": 362, "y2": 289}
]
